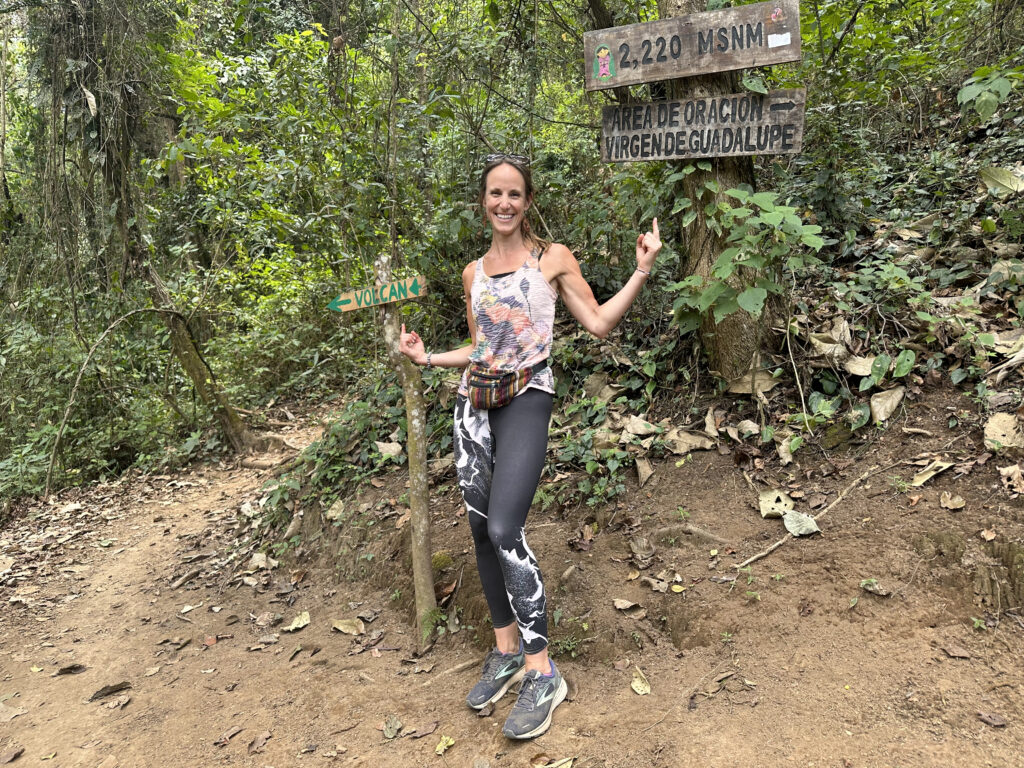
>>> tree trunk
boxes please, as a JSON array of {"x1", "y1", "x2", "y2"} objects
[
  {"x1": 144, "y1": 261, "x2": 254, "y2": 454},
  {"x1": 383, "y1": 0, "x2": 436, "y2": 653},
  {"x1": 659, "y1": 0, "x2": 765, "y2": 383}
]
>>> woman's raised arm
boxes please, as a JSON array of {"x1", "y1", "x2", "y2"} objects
[{"x1": 546, "y1": 218, "x2": 661, "y2": 339}]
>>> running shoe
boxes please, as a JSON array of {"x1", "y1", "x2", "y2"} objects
[
  {"x1": 501, "y1": 660, "x2": 568, "y2": 739},
  {"x1": 465, "y1": 646, "x2": 526, "y2": 709}
]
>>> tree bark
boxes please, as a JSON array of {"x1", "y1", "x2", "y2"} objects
[
  {"x1": 143, "y1": 261, "x2": 254, "y2": 454},
  {"x1": 659, "y1": 0, "x2": 764, "y2": 383},
  {"x1": 383, "y1": 0, "x2": 436, "y2": 653}
]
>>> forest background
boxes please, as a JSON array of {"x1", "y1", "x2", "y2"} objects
[{"x1": 0, "y1": 0, "x2": 1022, "y2": 515}]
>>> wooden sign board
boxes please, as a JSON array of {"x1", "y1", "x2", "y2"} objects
[
  {"x1": 584, "y1": 0, "x2": 801, "y2": 91},
  {"x1": 328, "y1": 275, "x2": 427, "y2": 312},
  {"x1": 601, "y1": 88, "x2": 804, "y2": 162}
]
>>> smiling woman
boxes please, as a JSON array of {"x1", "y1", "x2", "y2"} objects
[{"x1": 399, "y1": 152, "x2": 661, "y2": 740}]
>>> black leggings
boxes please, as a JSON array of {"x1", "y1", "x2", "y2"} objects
[{"x1": 453, "y1": 389, "x2": 552, "y2": 654}]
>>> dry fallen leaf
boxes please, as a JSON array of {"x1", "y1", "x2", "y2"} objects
[
  {"x1": 635, "y1": 458, "x2": 653, "y2": 488},
  {"x1": 282, "y1": 611, "x2": 310, "y2": 632},
  {"x1": 247, "y1": 731, "x2": 272, "y2": 754},
  {"x1": 332, "y1": 619, "x2": 365, "y2": 636},
  {"x1": 613, "y1": 599, "x2": 646, "y2": 620},
  {"x1": 978, "y1": 711, "x2": 1008, "y2": 728},
  {"x1": 980, "y1": 529, "x2": 997, "y2": 542},
  {"x1": 942, "y1": 645, "x2": 971, "y2": 659},
  {"x1": 870, "y1": 386, "x2": 905, "y2": 423},
  {"x1": 434, "y1": 735, "x2": 455, "y2": 755},
  {"x1": 984, "y1": 413, "x2": 1024, "y2": 451},
  {"x1": 939, "y1": 491, "x2": 966, "y2": 510},
  {"x1": 911, "y1": 460, "x2": 954, "y2": 487},
  {"x1": 759, "y1": 489, "x2": 793, "y2": 519},
  {"x1": 631, "y1": 666, "x2": 651, "y2": 695},
  {"x1": 999, "y1": 463, "x2": 1024, "y2": 495}
]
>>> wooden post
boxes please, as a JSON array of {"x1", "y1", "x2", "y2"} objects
[
  {"x1": 659, "y1": 0, "x2": 768, "y2": 383},
  {"x1": 383, "y1": 0, "x2": 436, "y2": 653}
]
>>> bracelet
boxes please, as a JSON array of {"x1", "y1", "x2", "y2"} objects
[
  {"x1": 635, "y1": 267, "x2": 651, "y2": 276},
  {"x1": 425, "y1": 352, "x2": 433, "y2": 369}
]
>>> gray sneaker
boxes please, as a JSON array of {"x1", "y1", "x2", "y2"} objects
[
  {"x1": 465, "y1": 646, "x2": 526, "y2": 709},
  {"x1": 501, "y1": 661, "x2": 568, "y2": 739}
]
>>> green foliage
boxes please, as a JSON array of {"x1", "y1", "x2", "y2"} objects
[
  {"x1": 667, "y1": 190, "x2": 824, "y2": 333},
  {"x1": 958, "y1": 64, "x2": 1024, "y2": 123}
]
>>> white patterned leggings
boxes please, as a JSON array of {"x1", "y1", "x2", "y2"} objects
[{"x1": 453, "y1": 389, "x2": 552, "y2": 654}]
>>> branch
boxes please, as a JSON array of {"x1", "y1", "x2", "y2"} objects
[
  {"x1": 44, "y1": 307, "x2": 186, "y2": 497},
  {"x1": 732, "y1": 461, "x2": 906, "y2": 570}
]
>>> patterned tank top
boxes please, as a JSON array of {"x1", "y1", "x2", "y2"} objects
[{"x1": 458, "y1": 248, "x2": 557, "y2": 398}]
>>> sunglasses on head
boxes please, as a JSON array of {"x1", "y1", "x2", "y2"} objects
[{"x1": 485, "y1": 153, "x2": 531, "y2": 167}]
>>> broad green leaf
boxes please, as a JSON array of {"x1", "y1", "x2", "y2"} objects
[
  {"x1": 712, "y1": 295, "x2": 740, "y2": 323},
  {"x1": 749, "y1": 192, "x2": 777, "y2": 211},
  {"x1": 801, "y1": 233, "x2": 825, "y2": 250},
  {"x1": 671, "y1": 196, "x2": 693, "y2": 214},
  {"x1": 737, "y1": 287, "x2": 768, "y2": 315},
  {"x1": 697, "y1": 281, "x2": 729, "y2": 312},
  {"x1": 871, "y1": 353, "x2": 891, "y2": 383},
  {"x1": 742, "y1": 74, "x2": 768, "y2": 94},
  {"x1": 849, "y1": 404, "x2": 871, "y2": 431},
  {"x1": 956, "y1": 82, "x2": 982, "y2": 105},
  {"x1": 892, "y1": 349, "x2": 916, "y2": 377},
  {"x1": 975, "y1": 91, "x2": 998, "y2": 121}
]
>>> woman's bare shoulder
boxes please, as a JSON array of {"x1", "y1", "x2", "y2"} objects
[
  {"x1": 542, "y1": 242, "x2": 580, "y2": 277},
  {"x1": 462, "y1": 261, "x2": 477, "y2": 291}
]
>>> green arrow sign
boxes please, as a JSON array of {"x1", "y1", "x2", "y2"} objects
[{"x1": 328, "y1": 275, "x2": 428, "y2": 313}]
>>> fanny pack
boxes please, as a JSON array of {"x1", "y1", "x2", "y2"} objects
[{"x1": 466, "y1": 359, "x2": 549, "y2": 410}]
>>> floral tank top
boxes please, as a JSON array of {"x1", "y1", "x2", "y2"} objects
[{"x1": 458, "y1": 249, "x2": 557, "y2": 398}]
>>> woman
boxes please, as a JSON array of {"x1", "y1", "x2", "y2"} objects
[{"x1": 400, "y1": 153, "x2": 661, "y2": 739}]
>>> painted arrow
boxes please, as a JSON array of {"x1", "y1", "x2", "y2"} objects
[
  {"x1": 769, "y1": 101, "x2": 797, "y2": 112},
  {"x1": 327, "y1": 275, "x2": 428, "y2": 313}
]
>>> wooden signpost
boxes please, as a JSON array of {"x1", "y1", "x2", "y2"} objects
[
  {"x1": 584, "y1": 0, "x2": 801, "y2": 92},
  {"x1": 586, "y1": 0, "x2": 805, "y2": 163},
  {"x1": 601, "y1": 88, "x2": 805, "y2": 162},
  {"x1": 328, "y1": 275, "x2": 427, "y2": 313}
]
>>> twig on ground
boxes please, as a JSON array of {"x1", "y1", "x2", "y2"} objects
[
  {"x1": 654, "y1": 523, "x2": 734, "y2": 548},
  {"x1": 419, "y1": 658, "x2": 478, "y2": 688},
  {"x1": 640, "y1": 660, "x2": 731, "y2": 733},
  {"x1": 733, "y1": 461, "x2": 906, "y2": 570}
]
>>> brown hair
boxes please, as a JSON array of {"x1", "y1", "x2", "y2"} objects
[{"x1": 478, "y1": 158, "x2": 548, "y2": 251}]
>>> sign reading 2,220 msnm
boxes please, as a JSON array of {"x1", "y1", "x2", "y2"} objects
[{"x1": 584, "y1": 0, "x2": 801, "y2": 91}]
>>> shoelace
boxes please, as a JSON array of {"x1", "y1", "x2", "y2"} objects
[
  {"x1": 482, "y1": 649, "x2": 509, "y2": 678},
  {"x1": 514, "y1": 673, "x2": 541, "y2": 709}
]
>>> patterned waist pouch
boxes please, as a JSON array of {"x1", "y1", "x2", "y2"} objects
[{"x1": 466, "y1": 359, "x2": 549, "y2": 410}]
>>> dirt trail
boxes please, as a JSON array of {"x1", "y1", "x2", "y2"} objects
[{"x1": 2, "y1": 390, "x2": 1023, "y2": 767}]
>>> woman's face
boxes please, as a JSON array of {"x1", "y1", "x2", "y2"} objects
[{"x1": 482, "y1": 162, "x2": 530, "y2": 238}]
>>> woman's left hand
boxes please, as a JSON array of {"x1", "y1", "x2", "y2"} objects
[{"x1": 636, "y1": 217, "x2": 661, "y2": 273}]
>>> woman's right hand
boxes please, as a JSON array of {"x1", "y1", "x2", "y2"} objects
[{"x1": 400, "y1": 324, "x2": 427, "y2": 365}]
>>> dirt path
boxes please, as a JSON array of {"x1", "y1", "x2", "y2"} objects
[{"x1": 2, "y1": 392, "x2": 1023, "y2": 767}]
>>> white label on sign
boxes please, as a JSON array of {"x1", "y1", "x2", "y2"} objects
[{"x1": 767, "y1": 32, "x2": 792, "y2": 48}]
